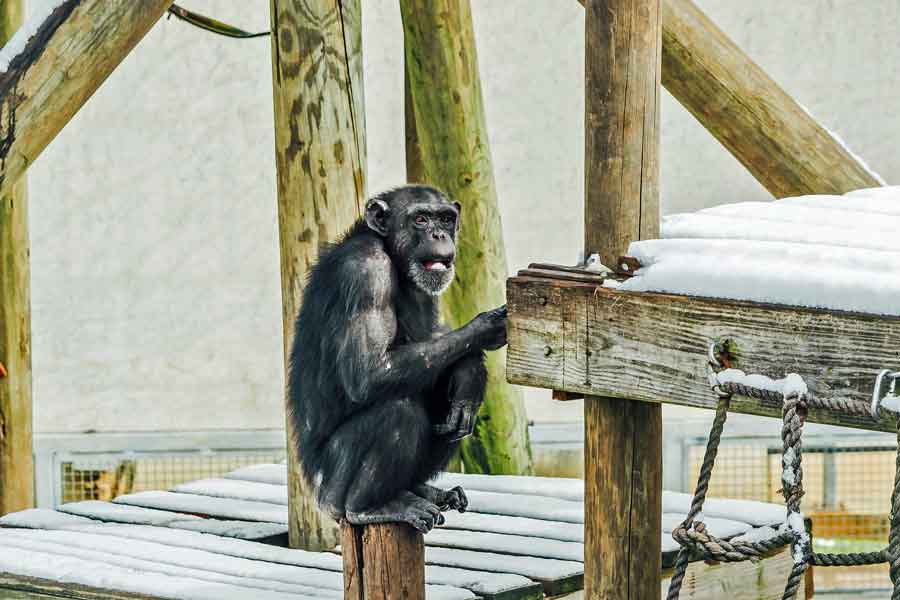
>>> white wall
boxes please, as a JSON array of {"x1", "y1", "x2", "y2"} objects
[{"x1": 26, "y1": 1, "x2": 899, "y2": 432}]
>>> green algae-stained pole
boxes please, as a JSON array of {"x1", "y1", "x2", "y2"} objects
[{"x1": 401, "y1": 0, "x2": 533, "y2": 476}]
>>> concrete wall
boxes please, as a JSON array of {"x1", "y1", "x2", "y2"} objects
[{"x1": 25, "y1": 1, "x2": 899, "y2": 433}]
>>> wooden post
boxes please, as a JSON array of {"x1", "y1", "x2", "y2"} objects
[
  {"x1": 584, "y1": 0, "x2": 662, "y2": 598},
  {"x1": 342, "y1": 523, "x2": 425, "y2": 600},
  {"x1": 0, "y1": 0, "x2": 32, "y2": 516},
  {"x1": 400, "y1": 0, "x2": 533, "y2": 475},
  {"x1": 269, "y1": 0, "x2": 366, "y2": 551},
  {"x1": 575, "y1": 0, "x2": 883, "y2": 198},
  {"x1": 0, "y1": 0, "x2": 174, "y2": 196}
]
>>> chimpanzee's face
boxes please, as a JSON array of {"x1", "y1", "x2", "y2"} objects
[{"x1": 365, "y1": 186, "x2": 461, "y2": 296}]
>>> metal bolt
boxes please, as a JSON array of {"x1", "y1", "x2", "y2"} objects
[{"x1": 543, "y1": 346, "x2": 553, "y2": 357}]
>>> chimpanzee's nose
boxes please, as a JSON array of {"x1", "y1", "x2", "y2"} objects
[{"x1": 431, "y1": 229, "x2": 447, "y2": 241}]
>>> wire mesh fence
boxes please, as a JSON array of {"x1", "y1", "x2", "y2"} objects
[
  {"x1": 59, "y1": 449, "x2": 285, "y2": 504},
  {"x1": 686, "y1": 436, "x2": 894, "y2": 594}
]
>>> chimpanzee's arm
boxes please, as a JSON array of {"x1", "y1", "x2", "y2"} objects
[{"x1": 335, "y1": 256, "x2": 504, "y2": 405}]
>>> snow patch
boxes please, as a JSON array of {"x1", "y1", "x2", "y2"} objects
[{"x1": 0, "y1": 0, "x2": 68, "y2": 72}]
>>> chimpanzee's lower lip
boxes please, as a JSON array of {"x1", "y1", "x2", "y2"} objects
[{"x1": 422, "y1": 260, "x2": 451, "y2": 271}]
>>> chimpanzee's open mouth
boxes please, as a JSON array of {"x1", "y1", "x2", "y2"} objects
[{"x1": 421, "y1": 259, "x2": 452, "y2": 271}]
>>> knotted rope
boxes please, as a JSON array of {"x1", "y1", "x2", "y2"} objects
[{"x1": 667, "y1": 343, "x2": 900, "y2": 600}]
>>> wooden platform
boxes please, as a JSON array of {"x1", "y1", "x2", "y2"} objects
[{"x1": 0, "y1": 467, "x2": 802, "y2": 599}]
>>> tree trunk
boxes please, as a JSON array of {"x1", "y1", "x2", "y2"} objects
[
  {"x1": 0, "y1": 0, "x2": 32, "y2": 516},
  {"x1": 270, "y1": 0, "x2": 366, "y2": 550},
  {"x1": 401, "y1": 0, "x2": 532, "y2": 475}
]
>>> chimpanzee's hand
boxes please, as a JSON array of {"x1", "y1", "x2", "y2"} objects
[
  {"x1": 470, "y1": 305, "x2": 507, "y2": 351},
  {"x1": 434, "y1": 398, "x2": 481, "y2": 441}
]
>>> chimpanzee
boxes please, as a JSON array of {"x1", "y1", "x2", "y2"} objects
[{"x1": 287, "y1": 185, "x2": 508, "y2": 533}]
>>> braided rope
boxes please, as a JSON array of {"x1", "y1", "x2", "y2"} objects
[
  {"x1": 890, "y1": 419, "x2": 900, "y2": 599},
  {"x1": 666, "y1": 346, "x2": 900, "y2": 600}
]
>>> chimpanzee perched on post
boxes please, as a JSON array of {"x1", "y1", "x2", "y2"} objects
[{"x1": 288, "y1": 185, "x2": 507, "y2": 533}]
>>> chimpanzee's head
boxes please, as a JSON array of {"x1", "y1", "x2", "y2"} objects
[{"x1": 365, "y1": 185, "x2": 461, "y2": 296}]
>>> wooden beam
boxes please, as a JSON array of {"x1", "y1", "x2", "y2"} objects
[
  {"x1": 342, "y1": 522, "x2": 425, "y2": 600},
  {"x1": 0, "y1": 0, "x2": 32, "y2": 517},
  {"x1": 584, "y1": 0, "x2": 662, "y2": 598},
  {"x1": 400, "y1": 0, "x2": 533, "y2": 475},
  {"x1": 270, "y1": 0, "x2": 366, "y2": 551},
  {"x1": 0, "y1": 0, "x2": 173, "y2": 195},
  {"x1": 575, "y1": 0, "x2": 883, "y2": 198},
  {"x1": 507, "y1": 276, "x2": 900, "y2": 433}
]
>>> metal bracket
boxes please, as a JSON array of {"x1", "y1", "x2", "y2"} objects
[{"x1": 870, "y1": 369, "x2": 900, "y2": 418}]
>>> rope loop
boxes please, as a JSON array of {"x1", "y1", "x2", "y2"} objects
[{"x1": 667, "y1": 343, "x2": 900, "y2": 600}]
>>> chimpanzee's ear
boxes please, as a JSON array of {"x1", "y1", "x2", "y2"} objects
[
  {"x1": 452, "y1": 201, "x2": 462, "y2": 230},
  {"x1": 365, "y1": 199, "x2": 391, "y2": 236}
]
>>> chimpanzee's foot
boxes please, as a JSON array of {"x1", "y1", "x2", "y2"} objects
[
  {"x1": 413, "y1": 483, "x2": 468, "y2": 513},
  {"x1": 346, "y1": 491, "x2": 444, "y2": 533}
]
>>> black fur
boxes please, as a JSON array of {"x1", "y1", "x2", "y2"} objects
[{"x1": 287, "y1": 185, "x2": 507, "y2": 532}]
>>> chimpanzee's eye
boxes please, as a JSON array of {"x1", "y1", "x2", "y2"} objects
[
  {"x1": 441, "y1": 216, "x2": 455, "y2": 227},
  {"x1": 414, "y1": 215, "x2": 428, "y2": 227}
]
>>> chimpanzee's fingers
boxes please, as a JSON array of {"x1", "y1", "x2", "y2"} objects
[
  {"x1": 433, "y1": 404, "x2": 462, "y2": 435},
  {"x1": 451, "y1": 406, "x2": 477, "y2": 441}
]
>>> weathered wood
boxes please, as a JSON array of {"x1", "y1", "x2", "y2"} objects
[
  {"x1": 575, "y1": 0, "x2": 882, "y2": 198},
  {"x1": 270, "y1": 0, "x2": 366, "y2": 551},
  {"x1": 583, "y1": 0, "x2": 662, "y2": 598},
  {"x1": 0, "y1": 0, "x2": 32, "y2": 517},
  {"x1": 400, "y1": 0, "x2": 532, "y2": 475},
  {"x1": 584, "y1": 0, "x2": 661, "y2": 270},
  {"x1": 342, "y1": 522, "x2": 426, "y2": 600},
  {"x1": 0, "y1": 0, "x2": 173, "y2": 195},
  {"x1": 0, "y1": 574, "x2": 157, "y2": 600},
  {"x1": 660, "y1": 546, "x2": 807, "y2": 600},
  {"x1": 507, "y1": 276, "x2": 900, "y2": 433}
]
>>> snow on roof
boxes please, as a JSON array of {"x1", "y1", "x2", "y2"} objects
[{"x1": 619, "y1": 186, "x2": 900, "y2": 316}]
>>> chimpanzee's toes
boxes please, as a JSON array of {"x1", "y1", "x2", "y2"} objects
[
  {"x1": 444, "y1": 485, "x2": 468, "y2": 513},
  {"x1": 403, "y1": 505, "x2": 437, "y2": 533}
]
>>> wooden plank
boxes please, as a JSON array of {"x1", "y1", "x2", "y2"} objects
[
  {"x1": 0, "y1": 0, "x2": 174, "y2": 195},
  {"x1": 269, "y1": 0, "x2": 366, "y2": 551},
  {"x1": 661, "y1": 546, "x2": 806, "y2": 599},
  {"x1": 113, "y1": 491, "x2": 288, "y2": 524},
  {"x1": 574, "y1": 0, "x2": 882, "y2": 198},
  {"x1": 0, "y1": 0, "x2": 31, "y2": 517},
  {"x1": 507, "y1": 277, "x2": 900, "y2": 432},
  {"x1": 424, "y1": 547, "x2": 584, "y2": 598},
  {"x1": 583, "y1": 0, "x2": 663, "y2": 599},
  {"x1": 425, "y1": 529, "x2": 582, "y2": 562},
  {"x1": 0, "y1": 574, "x2": 160, "y2": 600}
]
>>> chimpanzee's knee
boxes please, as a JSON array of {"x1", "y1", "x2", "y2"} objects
[{"x1": 319, "y1": 398, "x2": 432, "y2": 515}]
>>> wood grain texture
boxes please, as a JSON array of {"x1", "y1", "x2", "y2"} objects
[
  {"x1": 583, "y1": 1, "x2": 662, "y2": 598},
  {"x1": 270, "y1": 0, "x2": 367, "y2": 551},
  {"x1": 342, "y1": 523, "x2": 426, "y2": 600},
  {"x1": 507, "y1": 277, "x2": 900, "y2": 432},
  {"x1": 0, "y1": 0, "x2": 173, "y2": 195},
  {"x1": 575, "y1": 0, "x2": 882, "y2": 198},
  {"x1": 0, "y1": 574, "x2": 156, "y2": 600},
  {"x1": 0, "y1": 0, "x2": 32, "y2": 517},
  {"x1": 400, "y1": 0, "x2": 532, "y2": 476},
  {"x1": 584, "y1": 0, "x2": 661, "y2": 269}
]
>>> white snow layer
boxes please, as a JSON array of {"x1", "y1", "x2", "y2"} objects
[
  {"x1": 619, "y1": 186, "x2": 900, "y2": 316},
  {"x1": 0, "y1": 0, "x2": 67, "y2": 72}
]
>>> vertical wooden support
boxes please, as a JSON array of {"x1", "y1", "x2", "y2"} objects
[
  {"x1": 584, "y1": 0, "x2": 662, "y2": 598},
  {"x1": 575, "y1": 0, "x2": 883, "y2": 198},
  {"x1": 0, "y1": 0, "x2": 33, "y2": 516},
  {"x1": 342, "y1": 523, "x2": 425, "y2": 600},
  {"x1": 270, "y1": 0, "x2": 366, "y2": 551},
  {"x1": 400, "y1": 0, "x2": 533, "y2": 475}
]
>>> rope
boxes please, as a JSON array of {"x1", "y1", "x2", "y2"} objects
[
  {"x1": 167, "y1": 4, "x2": 271, "y2": 39},
  {"x1": 666, "y1": 343, "x2": 900, "y2": 599}
]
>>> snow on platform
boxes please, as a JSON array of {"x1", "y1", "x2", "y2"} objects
[
  {"x1": 0, "y1": 468, "x2": 794, "y2": 600},
  {"x1": 618, "y1": 186, "x2": 900, "y2": 316}
]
